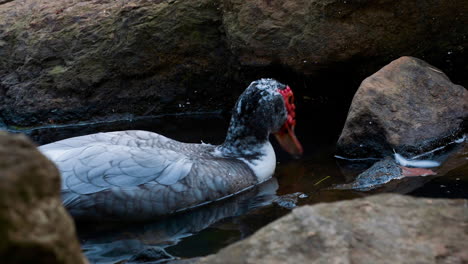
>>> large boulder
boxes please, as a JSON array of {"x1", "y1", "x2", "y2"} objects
[
  {"x1": 2, "y1": 0, "x2": 468, "y2": 127},
  {"x1": 222, "y1": 0, "x2": 468, "y2": 73},
  {"x1": 196, "y1": 194, "x2": 468, "y2": 264},
  {"x1": 0, "y1": 0, "x2": 234, "y2": 126},
  {"x1": 0, "y1": 132, "x2": 87, "y2": 264},
  {"x1": 336, "y1": 56, "x2": 467, "y2": 158}
]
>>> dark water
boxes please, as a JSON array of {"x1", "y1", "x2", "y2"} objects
[{"x1": 14, "y1": 102, "x2": 468, "y2": 264}]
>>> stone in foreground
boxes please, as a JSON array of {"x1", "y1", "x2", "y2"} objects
[
  {"x1": 0, "y1": 132, "x2": 87, "y2": 264},
  {"x1": 196, "y1": 194, "x2": 468, "y2": 264}
]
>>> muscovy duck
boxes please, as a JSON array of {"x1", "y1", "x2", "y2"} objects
[{"x1": 39, "y1": 79, "x2": 303, "y2": 220}]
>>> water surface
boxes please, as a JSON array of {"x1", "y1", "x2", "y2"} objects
[{"x1": 16, "y1": 103, "x2": 468, "y2": 264}]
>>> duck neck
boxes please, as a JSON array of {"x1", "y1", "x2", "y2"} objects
[
  {"x1": 218, "y1": 117, "x2": 270, "y2": 158},
  {"x1": 219, "y1": 120, "x2": 277, "y2": 183}
]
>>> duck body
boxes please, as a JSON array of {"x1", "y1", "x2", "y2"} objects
[
  {"x1": 39, "y1": 79, "x2": 302, "y2": 221},
  {"x1": 41, "y1": 131, "x2": 272, "y2": 220}
]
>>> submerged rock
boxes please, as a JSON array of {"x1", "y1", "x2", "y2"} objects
[
  {"x1": 128, "y1": 247, "x2": 174, "y2": 263},
  {"x1": 337, "y1": 56, "x2": 467, "y2": 158},
  {"x1": 334, "y1": 157, "x2": 436, "y2": 191},
  {"x1": 196, "y1": 194, "x2": 468, "y2": 264},
  {"x1": 0, "y1": 132, "x2": 87, "y2": 264}
]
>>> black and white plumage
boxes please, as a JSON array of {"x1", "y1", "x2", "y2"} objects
[{"x1": 39, "y1": 79, "x2": 302, "y2": 220}]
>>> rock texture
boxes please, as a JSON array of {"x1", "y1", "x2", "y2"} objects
[
  {"x1": 0, "y1": 132, "x2": 87, "y2": 264},
  {"x1": 222, "y1": 0, "x2": 468, "y2": 73},
  {"x1": 1, "y1": 0, "x2": 468, "y2": 127},
  {"x1": 337, "y1": 56, "x2": 467, "y2": 158},
  {"x1": 334, "y1": 157, "x2": 436, "y2": 191},
  {"x1": 196, "y1": 194, "x2": 468, "y2": 264},
  {"x1": 0, "y1": 0, "x2": 233, "y2": 126}
]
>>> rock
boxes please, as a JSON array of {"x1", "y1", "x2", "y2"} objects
[
  {"x1": 273, "y1": 192, "x2": 306, "y2": 209},
  {"x1": 0, "y1": 0, "x2": 235, "y2": 126},
  {"x1": 435, "y1": 139, "x2": 468, "y2": 176},
  {"x1": 0, "y1": 132, "x2": 87, "y2": 264},
  {"x1": 170, "y1": 258, "x2": 203, "y2": 264},
  {"x1": 128, "y1": 247, "x2": 174, "y2": 263},
  {"x1": 337, "y1": 56, "x2": 467, "y2": 158},
  {"x1": 334, "y1": 157, "x2": 436, "y2": 191},
  {"x1": 222, "y1": 0, "x2": 468, "y2": 73},
  {"x1": 2, "y1": 0, "x2": 468, "y2": 127},
  {"x1": 196, "y1": 194, "x2": 468, "y2": 264}
]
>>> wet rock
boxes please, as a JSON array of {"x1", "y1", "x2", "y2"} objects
[
  {"x1": 335, "y1": 157, "x2": 405, "y2": 191},
  {"x1": 337, "y1": 56, "x2": 467, "y2": 158},
  {"x1": 128, "y1": 247, "x2": 174, "y2": 263},
  {"x1": 273, "y1": 192, "x2": 307, "y2": 209},
  {"x1": 435, "y1": 139, "x2": 468, "y2": 176},
  {"x1": 222, "y1": 0, "x2": 468, "y2": 73},
  {"x1": 0, "y1": 0, "x2": 234, "y2": 126},
  {"x1": 196, "y1": 194, "x2": 468, "y2": 264},
  {"x1": 334, "y1": 157, "x2": 436, "y2": 191},
  {"x1": 170, "y1": 258, "x2": 202, "y2": 264},
  {"x1": 0, "y1": 132, "x2": 87, "y2": 264}
]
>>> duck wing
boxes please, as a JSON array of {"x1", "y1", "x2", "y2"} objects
[{"x1": 39, "y1": 131, "x2": 194, "y2": 203}]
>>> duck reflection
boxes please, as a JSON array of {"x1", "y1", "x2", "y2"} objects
[{"x1": 77, "y1": 178, "x2": 279, "y2": 264}]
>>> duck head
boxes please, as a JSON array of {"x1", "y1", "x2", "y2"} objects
[{"x1": 221, "y1": 79, "x2": 303, "y2": 157}]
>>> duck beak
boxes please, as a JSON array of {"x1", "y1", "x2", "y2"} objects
[{"x1": 274, "y1": 125, "x2": 303, "y2": 157}]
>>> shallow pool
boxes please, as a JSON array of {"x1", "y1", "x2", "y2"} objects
[{"x1": 16, "y1": 101, "x2": 467, "y2": 264}]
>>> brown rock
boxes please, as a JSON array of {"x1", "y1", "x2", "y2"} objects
[
  {"x1": 222, "y1": 0, "x2": 468, "y2": 73},
  {"x1": 0, "y1": 0, "x2": 234, "y2": 126},
  {"x1": 196, "y1": 194, "x2": 468, "y2": 264},
  {"x1": 0, "y1": 132, "x2": 87, "y2": 264},
  {"x1": 337, "y1": 56, "x2": 467, "y2": 158},
  {"x1": 2, "y1": 0, "x2": 468, "y2": 127}
]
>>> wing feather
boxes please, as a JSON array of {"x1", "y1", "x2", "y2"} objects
[
  {"x1": 157, "y1": 158, "x2": 193, "y2": 185},
  {"x1": 40, "y1": 135, "x2": 194, "y2": 196}
]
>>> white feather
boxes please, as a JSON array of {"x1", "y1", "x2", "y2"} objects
[
  {"x1": 157, "y1": 158, "x2": 193, "y2": 185},
  {"x1": 393, "y1": 150, "x2": 440, "y2": 168},
  {"x1": 239, "y1": 142, "x2": 276, "y2": 182}
]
